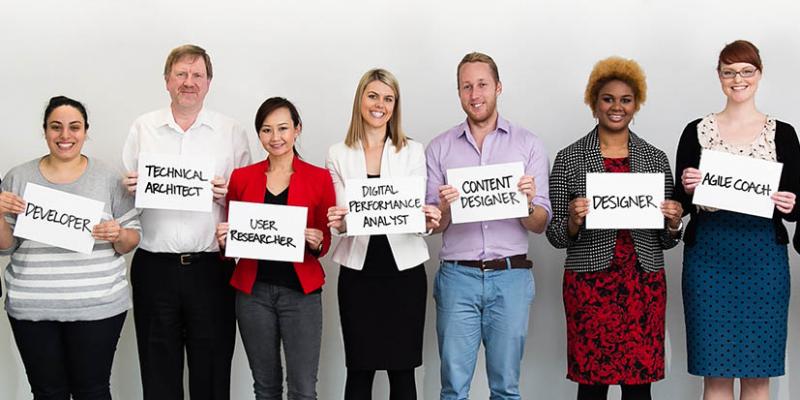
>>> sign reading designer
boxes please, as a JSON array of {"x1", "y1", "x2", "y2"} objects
[
  {"x1": 225, "y1": 201, "x2": 307, "y2": 263},
  {"x1": 135, "y1": 152, "x2": 214, "y2": 212},
  {"x1": 447, "y1": 162, "x2": 528, "y2": 224},
  {"x1": 345, "y1": 176, "x2": 426, "y2": 236},
  {"x1": 585, "y1": 173, "x2": 665, "y2": 229},
  {"x1": 692, "y1": 149, "x2": 782, "y2": 218},
  {"x1": 13, "y1": 183, "x2": 104, "y2": 254}
]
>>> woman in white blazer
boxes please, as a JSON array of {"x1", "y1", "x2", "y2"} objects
[{"x1": 326, "y1": 68, "x2": 440, "y2": 400}]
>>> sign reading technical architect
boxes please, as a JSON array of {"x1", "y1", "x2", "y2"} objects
[
  {"x1": 345, "y1": 176, "x2": 426, "y2": 236},
  {"x1": 13, "y1": 183, "x2": 104, "y2": 254},
  {"x1": 693, "y1": 149, "x2": 782, "y2": 218},
  {"x1": 447, "y1": 162, "x2": 528, "y2": 224},
  {"x1": 225, "y1": 201, "x2": 307, "y2": 263},
  {"x1": 585, "y1": 173, "x2": 665, "y2": 229},
  {"x1": 135, "y1": 152, "x2": 214, "y2": 212}
]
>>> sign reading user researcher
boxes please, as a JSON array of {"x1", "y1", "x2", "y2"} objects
[
  {"x1": 692, "y1": 149, "x2": 782, "y2": 218},
  {"x1": 225, "y1": 201, "x2": 308, "y2": 263},
  {"x1": 585, "y1": 173, "x2": 665, "y2": 229},
  {"x1": 345, "y1": 176, "x2": 426, "y2": 236},
  {"x1": 13, "y1": 183, "x2": 104, "y2": 254},
  {"x1": 135, "y1": 152, "x2": 215, "y2": 212},
  {"x1": 447, "y1": 162, "x2": 528, "y2": 224}
]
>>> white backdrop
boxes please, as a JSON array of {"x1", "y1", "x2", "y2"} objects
[{"x1": 1, "y1": 0, "x2": 800, "y2": 398}]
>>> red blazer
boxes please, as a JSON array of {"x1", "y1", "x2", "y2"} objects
[{"x1": 226, "y1": 157, "x2": 335, "y2": 294}]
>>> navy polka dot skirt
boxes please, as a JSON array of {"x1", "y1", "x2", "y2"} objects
[{"x1": 683, "y1": 210, "x2": 789, "y2": 378}]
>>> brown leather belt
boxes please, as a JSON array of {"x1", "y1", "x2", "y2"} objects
[{"x1": 448, "y1": 254, "x2": 532, "y2": 270}]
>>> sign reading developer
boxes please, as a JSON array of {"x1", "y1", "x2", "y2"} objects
[
  {"x1": 135, "y1": 152, "x2": 214, "y2": 212},
  {"x1": 345, "y1": 176, "x2": 426, "y2": 236},
  {"x1": 13, "y1": 183, "x2": 104, "y2": 254},
  {"x1": 585, "y1": 173, "x2": 665, "y2": 229},
  {"x1": 447, "y1": 162, "x2": 528, "y2": 224},
  {"x1": 225, "y1": 201, "x2": 307, "y2": 263},
  {"x1": 692, "y1": 149, "x2": 782, "y2": 218}
]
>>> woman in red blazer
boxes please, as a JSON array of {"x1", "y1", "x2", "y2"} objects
[{"x1": 216, "y1": 97, "x2": 335, "y2": 400}]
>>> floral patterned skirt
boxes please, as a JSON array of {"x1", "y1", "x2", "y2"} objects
[{"x1": 562, "y1": 230, "x2": 666, "y2": 385}]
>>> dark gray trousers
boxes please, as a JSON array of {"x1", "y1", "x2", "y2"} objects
[{"x1": 236, "y1": 282, "x2": 322, "y2": 400}]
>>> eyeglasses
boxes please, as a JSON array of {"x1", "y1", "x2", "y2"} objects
[{"x1": 719, "y1": 68, "x2": 758, "y2": 79}]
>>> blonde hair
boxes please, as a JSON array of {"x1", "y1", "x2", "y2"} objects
[
  {"x1": 457, "y1": 52, "x2": 500, "y2": 86},
  {"x1": 163, "y1": 44, "x2": 213, "y2": 79},
  {"x1": 345, "y1": 68, "x2": 407, "y2": 150},
  {"x1": 584, "y1": 56, "x2": 647, "y2": 112}
]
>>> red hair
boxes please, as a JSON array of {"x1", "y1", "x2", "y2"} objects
[{"x1": 717, "y1": 40, "x2": 763, "y2": 71}]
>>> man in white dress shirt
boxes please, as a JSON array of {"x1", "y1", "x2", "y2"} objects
[{"x1": 121, "y1": 44, "x2": 251, "y2": 400}]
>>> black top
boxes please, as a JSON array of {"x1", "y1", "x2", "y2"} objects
[
  {"x1": 256, "y1": 187, "x2": 306, "y2": 292},
  {"x1": 360, "y1": 174, "x2": 410, "y2": 277},
  {"x1": 674, "y1": 118, "x2": 800, "y2": 252}
]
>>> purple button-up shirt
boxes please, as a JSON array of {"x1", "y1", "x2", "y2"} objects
[{"x1": 425, "y1": 115, "x2": 552, "y2": 261}]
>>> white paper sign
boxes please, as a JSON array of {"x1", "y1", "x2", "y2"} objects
[
  {"x1": 447, "y1": 162, "x2": 528, "y2": 224},
  {"x1": 135, "y1": 152, "x2": 214, "y2": 212},
  {"x1": 344, "y1": 176, "x2": 426, "y2": 236},
  {"x1": 13, "y1": 183, "x2": 104, "y2": 254},
  {"x1": 692, "y1": 149, "x2": 783, "y2": 218},
  {"x1": 585, "y1": 173, "x2": 665, "y2": 229},
  {"x1": 225, "y1": 201, "x2": 307, "y2": 262}
]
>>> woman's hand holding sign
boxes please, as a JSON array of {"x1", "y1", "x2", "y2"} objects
[
  {"x1": 660, "y1": 200, "x2": 684, "y2": 230},
  {"x1": 0, "y1": 192, "x2": 26, "y2": 216},
  {"x1": 772, "y1": 191, "x2": 796, "y2": 214},
  {"x1": 567, "y1": 197, "x2": 589, "y2": 238},
  {"x1": 681, "y1": 167, "x2": 702, "y2": 195},
  {"x1": 327, "y1": 206, "x2": 348, "y2": 233},
  {"x1": 216, "y1": 222, "x2": 229, "y2": 248}
]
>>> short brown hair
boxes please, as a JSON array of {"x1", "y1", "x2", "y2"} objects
[
  {"x1": 457, "y1": 52, "x2": 500, "y2": 86},
  {"x1": 163, "y1": 44, "x2": 213, "y2": 79},
  {"x1": 717, "y1": 40, "x2": 763, "y2": 72},
  {"x1": 584, "y1": 56, "x2": 647, "y2": 112}
]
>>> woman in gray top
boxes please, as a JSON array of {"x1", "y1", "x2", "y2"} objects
[{"x1": 0, "y1": 96, "x2": 140, "y2": 399}]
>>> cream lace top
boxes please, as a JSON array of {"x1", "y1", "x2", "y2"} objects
[{"x1": 697, "y1": 113, "x2": 777, "y2": 212}]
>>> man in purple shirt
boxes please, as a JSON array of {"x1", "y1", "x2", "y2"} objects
[{"x1": 426, "y1": 52, "x2": 552, "y2": 400}]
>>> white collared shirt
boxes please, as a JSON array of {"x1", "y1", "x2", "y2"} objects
[{"x1": 122, "y1": 107, "x2": 252, "y2": 253}]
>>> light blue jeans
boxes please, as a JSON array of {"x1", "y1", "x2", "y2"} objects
[{"x1": 434, "y1": 261, "x2": 535, "y2": 400}]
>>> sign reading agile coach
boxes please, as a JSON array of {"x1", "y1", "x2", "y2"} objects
[
  {"x1": 447, "y1": 162, "x2": 528, "y2": 224},
  {"x1": 693, "y1": 149, "x2": 782, "y2": 218},
  {"x1": 135, "y1": 152, "x2": 215, "y2": 212},
  {"x1": 225, "y1": 201, "x2": 308, "y2": 263},
  {"x1": 13, "y1": 183, "x2": 104, "y2": 254},
  {"x1": 585, "y1": 173, "x2": 665, "y2": 229},
  {"x1": 345, "y1": 176, "x2": 426, "y2": 236}
]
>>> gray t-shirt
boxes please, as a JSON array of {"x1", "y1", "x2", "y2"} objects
[{"x1": 0, "y1": 157, "x2": 140, "y2": 321}]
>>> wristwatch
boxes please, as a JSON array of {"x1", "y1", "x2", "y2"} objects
[{"x1": 667, "y1": 220, "x2": 683, "y2": 232}]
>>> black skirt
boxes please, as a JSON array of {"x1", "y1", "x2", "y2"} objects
[{"x1": 338, "y1": 235, "x2": 427, "y2": 370}]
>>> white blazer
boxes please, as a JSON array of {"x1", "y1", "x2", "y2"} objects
[{"x1": 326, "y1": 139, "x2": 430, "y2": 271}]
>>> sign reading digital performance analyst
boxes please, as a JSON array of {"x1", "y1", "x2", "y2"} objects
[
  {"x1": 135, "y1": 152, "x2": 215, "y2": 212},
  {"x1": 344, "y1": 176, "x2": 426, "y2": 236},
  {"x1": 447, "y1": 162, "x2": 528, "y2": 224}
]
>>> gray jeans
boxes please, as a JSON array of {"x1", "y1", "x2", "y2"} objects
[{"x1": 236, "y1": 282, "x2": 322, "y2": 400}]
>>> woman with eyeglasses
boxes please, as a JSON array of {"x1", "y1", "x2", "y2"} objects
[{"x1": 675, "y1": 40, "x2": 800, "y2": 400}]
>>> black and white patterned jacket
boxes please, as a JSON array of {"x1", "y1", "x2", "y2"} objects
[{"x1": 546, "y1": 128, "x2": 681, "y2": 272}]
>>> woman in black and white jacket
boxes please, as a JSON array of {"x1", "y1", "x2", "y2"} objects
[{"x1": 546, "y1": 57, "x2": 683, "y2": 400}]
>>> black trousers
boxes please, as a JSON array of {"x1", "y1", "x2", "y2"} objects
[
  {"x1": 131, "y1": 249, "x2": 236, "y2": 400},
  {"x1": 9, "y1": 312, "x2": 127, "y2": 400}
]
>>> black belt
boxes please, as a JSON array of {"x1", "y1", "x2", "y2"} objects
[
  {"x1": 139, "y1": 249, "x2": 221, "y2": 266},
  {"x1": 447, "y1": 254, "x2": 532, "y2": 270}
]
